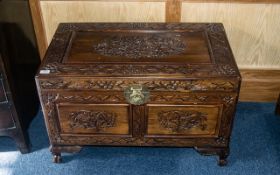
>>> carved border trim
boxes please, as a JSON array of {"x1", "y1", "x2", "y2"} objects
[
  {"x1": 41, "y1": 63, "x2": 237, "y2": 77},
  {"x1": 39, "y1": 79, "x2": 238, "y2": 91}
]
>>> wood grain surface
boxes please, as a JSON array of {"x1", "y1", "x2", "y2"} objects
[
  {"x1": 29, "y1": 0, "x2": 48, "y2": 59},
  {"x1": 181, "y1": 2, "x2": 280, "y2": 69},
  {"x1": 40, "y1": 1, "x2": 165, "y2": 44},
  {"x1": 182, "y1": 0, "x2": 280, "y2": 3},
  {"x1": 240, "y1": 69, "x2": 280, "y2": 102},
  {"x1": 166, "y1": 0, "x2": 182, "y2": 22},
  {"x1": 38, "y1": 0, "x2": 280, "y2": 3}
]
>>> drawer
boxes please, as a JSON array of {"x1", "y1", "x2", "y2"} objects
[
  {"x1": 145, "y1": 104, "x2": 222, "y2": 137},
  {"x1": 0, "y1": 105, "x2": 15, "y2": 129},
  {"x1": 56, "y1": 103, "x2": 131, "y2": 136}
]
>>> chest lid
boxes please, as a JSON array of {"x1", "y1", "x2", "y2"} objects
[{"x1": 38, "y1": 23, "x2": 240, "y2": 78}]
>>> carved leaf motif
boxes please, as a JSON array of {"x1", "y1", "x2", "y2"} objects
[
  {"x1": 39, "y1": 79, "x2": 237, "y2": 91},
  {"x1": 216, "y1": 137, "x2": 227, "y2": 145},
  {"x1": 60, "y1": 94, "x2": 125, "y2": 103},
  {"x1": 42, "y1": 63, "x2": 236, "y2": 77},
  {"x1": 58, "y1": 23, "x2": 213, "y2": 32},
  {"x1": 93, "y1": 34, "x2": 186, "y2": 59},
  {"x1": 158, "y1": 110, "x2": 207, "y2": 132},
  {"x1": 69, "y1": 110, "x2": 117, "y2": 131}
]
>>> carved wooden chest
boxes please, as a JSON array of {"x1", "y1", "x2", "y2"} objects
[{"x1": 35, "y1": 23, "x2": 241, "y2": 165}]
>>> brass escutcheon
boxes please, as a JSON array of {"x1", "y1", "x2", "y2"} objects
[{"x1": 124, "y1": 84, "x2": 150, "y2": 105}]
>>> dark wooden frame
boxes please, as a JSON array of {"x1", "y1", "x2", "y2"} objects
[{"x1": 0, "y1": 54, "x2": 29, "y2": 154}]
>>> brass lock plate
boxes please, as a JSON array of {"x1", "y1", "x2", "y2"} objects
[{"x1": 124, "y1": 84, "x2": 150, "y2": 105}]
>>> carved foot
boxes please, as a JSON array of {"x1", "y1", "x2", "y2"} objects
[
  {"x1": 50, "y1": 145, "x2": 82, "y2": 163},
  {"x1": 194, "y1": 146, "x2": 229, "y2": 166},
  {"x1": 218, "y1": 157, "x2": 227, "y2": 166},
  {"x1": 217, "y1": 148, "x2": 229, "y2": 166},
  {"x1": 53, "y1": 153, "x2": 62, "y2": 163}
]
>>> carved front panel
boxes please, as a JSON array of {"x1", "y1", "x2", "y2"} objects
[
  {"x1": 146, "y1": 104, "x2": 222, "y2": 137},
  {"x1": 39, "y1": 91, "x2": 235, "y2": 146},
  {"x1": 56, "y1": 104, "x2": 131, "y2": 135}
]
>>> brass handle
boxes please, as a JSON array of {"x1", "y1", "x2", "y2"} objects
[{"x1": 124, "y1": 84, "x2": 150, "y2": 105}]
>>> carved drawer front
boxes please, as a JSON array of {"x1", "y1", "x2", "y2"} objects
[
  {"x1": 56, "y1": 104, "x2": 131, "y2": 135},
  {"x1": 146, "y1": 104, "x2": 222, "y2": 137}
]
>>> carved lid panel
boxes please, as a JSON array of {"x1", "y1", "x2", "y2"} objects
[
  {"x1": 64, "y1": 31, "x2": 211, "y2": 64},
  {"x1": 38, "y1": 23, "x2": 240, "y2": 78}
]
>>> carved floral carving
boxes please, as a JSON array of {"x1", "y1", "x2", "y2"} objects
[
  {"x1": 42, "y1": 63, "x2": 194, "y2": 75},
  {"x1": 39, "y1": 79, "x2": 237, "y2": 91},
  {"x1": 56, "y1": 23, "x2": 174, "y2": 32},
  {"x1": 93, "y1": 34, "x2": 186, "y2": 59},
  {"x1": 69, "y1": 110, "x2": 116, "y2": 131},
  {"x1": 53, "y1": 136, "x2": 226, "y2": 147},
  {"x1": 44, "y1": 32, "x2": 72, "y2": 63},
  {"x1": 206, "y1": 24, "x2": 233, "y2": 64},
  {"x1": 158, "y1": 110, "x2": 207, "y2": 132},
  {"x1": 60, "y1": 94, "x2": 126, "y2": 103},
  {"x1": 41, "y1": 63, "x2": 237, "y2": 77},
  {"x1": 215, "y1": 137, "x2": 228, "y2": 145},
  {"x1": 57, "y1": 93, "x2": 237, "y2": 104},
  {"x1": 57, "y1": 23, "x2": 221, "y2": 33},
  {"x1": 41, "y1": 93, "x2": 61, "y2": 142}
]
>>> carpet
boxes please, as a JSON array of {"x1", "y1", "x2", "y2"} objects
[{"x1": 0, "y1": 102, "x2": 280, "y2": 175}]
